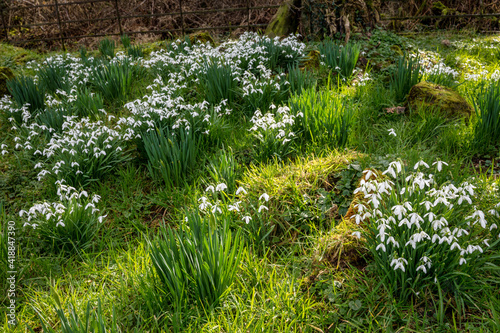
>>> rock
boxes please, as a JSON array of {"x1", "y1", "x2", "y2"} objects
[
  {"x1": 407, "y1": 82, "x2": 473, "y2": 120},
  {"x1": 0, "y1": 67, "x2": 14, "y2": 97},
  {"x1": 265, "y1": 0, "x2": 301, "y2": 37},
  {"x1": 188, "y1": 32, "x2": 215, "y2": 46},
  {"x1": 441, "y1": 39, "x2": 452, "y2": 47}
]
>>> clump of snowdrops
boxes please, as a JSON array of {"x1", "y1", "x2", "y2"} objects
[
  {"x1": 248, "y1": 104, "x2": 298, "y2": 162},
  {"x1": 21, "y1": 181, "x2": 106, "y2": 252},
  {"x1": 350, "y1": 160, "x2": 500, "y2": 301}
]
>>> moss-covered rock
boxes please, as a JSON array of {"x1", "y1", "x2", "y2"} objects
[
  {"x1": 0, "y1": 67, "x2": 14, "y2": 97},
  {"x1": 189, "y1": 32, "x2": 215, "y2": 46},
  {"x1": 407, "y1": 82, "x2": 472, "y2": 120},
  {"x1": 302, "y1": 50, "x2": 320, "y2": 70},
  {"x1": 265, "y1": 0, "x2": 300, "y2": 37}
]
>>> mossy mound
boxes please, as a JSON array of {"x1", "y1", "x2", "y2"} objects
[
  {"x1": 189, "y1": 32, "x2": 215, "y2": 46},
  {"x1": 313, "y1": 220, "x2": 367, "y2": 270},
  {"x1": 265, "y1": 0, "x2": 300, "y2": 37},
  {"x1": 0, "y1": 67, "x2": 14, "y2": 97},
  {"x1": 407, "y1": 81, "x2": 472, "y2": 120},
  {"x1": 302, "y1": 50, "x2": 320, "y2": 70}
]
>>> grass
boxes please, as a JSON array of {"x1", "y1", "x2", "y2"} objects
[{"x1": 1, "y1": 31, "x2": 500, "y2": 333}]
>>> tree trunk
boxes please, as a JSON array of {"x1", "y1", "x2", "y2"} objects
[{"x1": 301, "y1": 0, "x2": 381, "y2": 41}]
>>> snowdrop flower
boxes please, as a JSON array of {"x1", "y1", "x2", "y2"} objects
[
  {"x1": 352, "y1": 231, "x2": 361, "y2": 239},
  {"x1": 215, "y1": 183, "x2": 227, "y2": 192},
  {"x1": 205, "y1": 185, "x2": 215, "y2": 193},
  {"x1": 236, "y1": 187, "x2": 247, "y2": 195},
  {"x1": 390, "y1": 257, "x2": 408, "y2": 272},
  {"x1": 258, "y1": 205, "x2": 268, "y2": 213},
  {"x1": 413, "y1": 160, "x2": 429, "y2": 170},
  {"x1": 388, "y1": 128, "x2": 397, "y2": 136},
  {"x1": 375, "y1": 243, "x2": 386, "y2": 252},
  {"x1": 259, "y1": 193, "x2": 270, "y2": 202},
  {"x1": 242, "y1": 215, "x2": 252, "y2": 224},
  {"x1": 432, "y1": 160, "x2": 448, "y2": 172},
  {"x1": 98, "y1": 214, "x2": 107, "y2": 223},
  {"x1": 56, "y1": 221, "x2": 65, "y2": 227}
]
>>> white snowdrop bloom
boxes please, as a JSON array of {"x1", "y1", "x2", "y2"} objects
[
  {"x1": 56, "y1": 221, "x2": 65, "y2": 227},
  {"x1": 432, "y1": 160, "x2": 448, "y2": 172},
  {"x1": 383, "y1": 166, "x2": 396, "y2": 178},
  {"x1": 205, "y1": 185, "x2": 215, "y2": 193},
  {"x1": 236, "y1": 187, "x2": 247, "y2": 195},
  {"x1": 391, "y1": 257, "x2": 408, "y2": 272},
  {"x1": 458, "y1": 195, "x2": 472, "y2": 205},
  {"x1": 242, "y1": 215, "x2": 252, "y2": 224},
  {"x1": 431, "y1": 216, "x2": 447, "y2": 230},
  {"x1": 258, "y1": 205, "x2": 268, "y2": 213},
  {"x1": 98, "y1": 215, "x2": 107, "y2": 223},
  {"x1": 490, "y1": 223, "x2": 498, "y2": 230},
  {"x1": 450, "y1": 242, "x2": 461, "y2": 251},
  {"x1": 484, "y1": 239, "x2": 490, "y2": 247},
  {"x1": 413, "y1": 160, "x2": 430, "y2": 170},
  {"x1": 387, "y1": 236, "x2": 399, "y2": 247},
  {"x1": 375, "y1": 243, "x2": 386, "y2": 252},
  {"x1": 488, "y1": 209, "x2": 499, "y2": 217},
  {"x1": 259, "y1": 193, "x2": 270, "y2": 202},
  {"x1": 215, "y1": 183, "x2": 227, "y2": 192},
  {"x1": 392, "y1": 205, "x2": 407, "y2": 220},
  {"x1": 362, "y1": 169, "x2": 377, "y2": 180},
  {"x1": 387, "y1": 128, "x2": 397, "y2": 136},
  {"x1": 416, "y1": 265, "x2": 427, "y2": 274},
  {"x1": 420, "y1": 201, "x2": 433, "y2": 211},
  {"x1": 459, "y1": 257, "x2": 467, "y2": 265},
  {"x1": 352, "y1": 231, "x2": 361, "y2": 239}
]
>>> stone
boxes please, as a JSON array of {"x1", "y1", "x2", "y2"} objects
[
  {"x1": 265, "y1": 0, "x2": 301, "y2": 38},
  {"x1": 0, "y1": 67, "x2": 14, "y2": 97},
  {"x1": 407, "y1": 81, "x2": 473, "y2": 120}
]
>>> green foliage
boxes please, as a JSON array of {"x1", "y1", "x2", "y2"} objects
[
  {"x1": 199, "y1": 58, "x2": 237, "y2": 106},
  {"x1": 148, "y1": 212, "x2": 243, "y2": 329},
  {"x1": 471, "y1": 80, "x2": 500, "y2": 153},
  {"x1": 21, "y1": 185, "x2": 103, "y2": 253},
  {"x1": 318, "y1": 40, "x2": 361, "y2": 80},
  {"x1": 287, "y1": 64, "x2": 316, "y2": 96},
  {"x1": 28, "y1": 298, "x2": 126, "y2": 333},
  {"x1": 143, "y1": 126, "x2": 199, "y2": 187},
  {"x1": 99, "y1": 38, "x2": 116, "y2": 59},
  {"x1": 289, "y1": 87, "x2": 353, "y2": 147},
  {"x1": 7, "y1": 75, "x2": 46, "y2": 118},
  {"x1": 91, "y1": 59, "x2": 134, "y2": 105},
  {"x1": 206, "y1": 148, "x2": 238, "y2": 193},
  {"x1": 121, "y1": 34, "x2": 131, "y2": 49},
  {"x1": 35, "y1": 106, "x2": 73, "y2": 135},
  {"x1": 127, "y1": 45, "x2": 144, "y2": 59},
  {"x1": 254, "y1": 37, "x2": 303, "y2": 71},
  {"x1": 38, "y1": 60, "x2": 70, "y2": 94},
  {"x1": 73, "y1": 88, "x2": 104, "y2": 119},
  {"x1": 241, "y1": 74, "x2": 289, "y2": 116},
  {"x1": 390, "y1": 55, "x2": 422, "y2": 103}
]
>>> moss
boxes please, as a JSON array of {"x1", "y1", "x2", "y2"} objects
[
  {"x1": 431, "y1": 1, "x2": 448, "y2": 15},
  {"x1": 189, "y1": 32, "x2": 215, "y2": 46},
  {"x1": 0, "y1": 67, "x2": 14, "y2": 97},
  {"x1": 265, "y1": 0, "x2": 299, "y2": 37},
  {"x1": 390, "y1": 45, "x2": 404, "y2": 56},
  {"x1": 313, "y1": 220, "x2": 367, "y2": 270},
  {"x1": 407, "y1": 81, "x2": 472, "y2": 120},
  {"x1": 302, "y1": 50, "x2": 320, "y2": 70}
]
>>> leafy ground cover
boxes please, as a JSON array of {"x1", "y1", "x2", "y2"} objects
[{"x1": 1, "y1": 29, "x2": 500, "y2": 332}]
